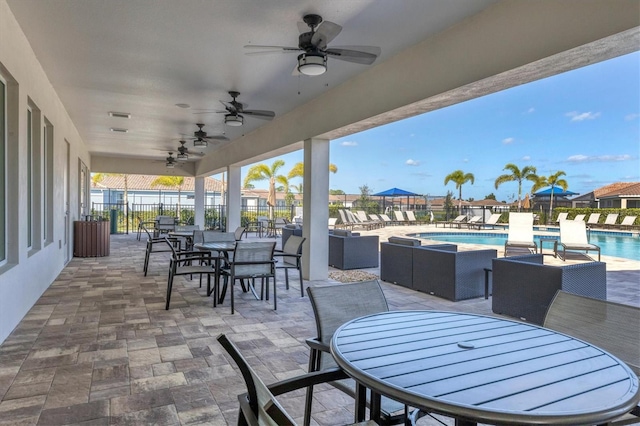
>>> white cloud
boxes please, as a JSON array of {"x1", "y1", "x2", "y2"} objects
[
  {"x1": 405, "y1": 159, "x2": 420, "y2": 166},
  {"x1": 502, "y1": 137, "x2": 515, "y2": 144},
  {"x1": 526, "y1": 107, "x2": 535, "y2": 113},
  {"x1": 625, "y1": 113, "x2": 639, "y2": 121},
  {"x1": 463, "y1": 158, "x2": 469, "y2": 163},
  {"x1": 522, "y1": 155, "x2": 531, "y2": 161},
  {"x1": 565, "y1": 111, "x2": 601, "y2": 122},
  {"x1": 341, "y1": 141, "x2": 358, "y2": 147},
  {"x1": 409, "y1": 133, "x2": 416, "y2": 138},
  {"x1": 567, "y1": 154, "x2": 633, "y2": 163}
]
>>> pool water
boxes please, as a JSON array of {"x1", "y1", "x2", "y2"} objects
[{"x1": 412, "y1": 232, "x2": 640, "y2": 261}]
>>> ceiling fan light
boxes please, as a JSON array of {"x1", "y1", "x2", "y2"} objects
[
  {"x1": 193, "y1": 138, "x2": 208, "y2": 147},
  {"x1": 176, "y1": 152, "x2": 188, "y2": 161},
  {"x1": 225, "y1": 114, "x2": 243, "y2": 127},
  {"x1": 298, "y1": 53, "x2": 327, "y2": 76},
  {"x1": 165, "y1": 161, "x2": 175, "y2": 169}
]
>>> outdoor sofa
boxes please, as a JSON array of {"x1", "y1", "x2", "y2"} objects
[{"x1": 492, "y1": 254, "x2": 606, "y2": 325}]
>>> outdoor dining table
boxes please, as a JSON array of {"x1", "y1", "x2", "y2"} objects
[
  {"x1": 331, "y1": 310, "x2": 640, "y2": 425},
  {"x1": 192, "y1": 241, "x2": 261, "y2": 304},
  {"x1": 168, "y1": 230, "x2": 195, "y2": 250}
]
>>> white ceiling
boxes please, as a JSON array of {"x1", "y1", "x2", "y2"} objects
[{"x1": 6, "y1": 0, "x2": 497, "y2": 164}]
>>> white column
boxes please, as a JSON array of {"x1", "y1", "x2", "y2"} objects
[
  {"x1": 302, "y1": 138, "x2": 330, "y2": 281},
  {"x1": 226, "y1": 165, "x2": 241, "y2": 232},
  {"x1": 194, "y1": 177, "x2": 205, "y2": 229}
]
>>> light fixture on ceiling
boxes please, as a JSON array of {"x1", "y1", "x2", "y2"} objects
[
  {"x1": 176, "y1": 152, "x2": 188, "y2": 161},
  {"x1": 165, "y1": 161, "x2": 175, "y2": 169},
  {"x1": 297, "y1": 52, "x2": 327, "y2": 76},
  {"x1": 193, "y1": 138, "x2": 208, "y2": 147},
  {"x1": 108, "y1": 111, "x2": 131, "y2": 119},
  {"x1": 110, "y1": 127, "x2": 128, "y2": 133},
  {"x1": 224, "y1": 114, "x2": 244, "y2": 127}
]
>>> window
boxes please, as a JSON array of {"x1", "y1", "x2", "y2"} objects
[
  {"x1": 26, "y1": 107, "x2": 33, "y2": 248},
  {"x1": 0, "y1": 77, "x2": 5, "y2": 263},
  {"x1": 43, "y1": 118, "x2": 53, "y2": 243}
]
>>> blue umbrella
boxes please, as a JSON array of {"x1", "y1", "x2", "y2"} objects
[
  {"x1": 373, "y1": 188, "x2": 421, "y2": 211},
  {"x1": 533, "y1": 186, "x2": 578, "y2": 197}
]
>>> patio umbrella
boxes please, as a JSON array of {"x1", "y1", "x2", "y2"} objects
[
  {"x1": 373, "y1": 187, "x2": 421, "y2": 212},
  {"x1": 522, "y1": 193, "x2": 530, "y2": 210},
  {"x1": 267, "y1": 177, "x2": 276, "y2": 219}
]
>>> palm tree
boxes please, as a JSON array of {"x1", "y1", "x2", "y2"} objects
[
  {"x1": 244, "y1": 160, "x2": 290, "y2": 216},
  {"x1": 151, "y1": 175, "x2": 185, "y2": 218},
  {"x1": 287, "y1": 161, "x2": 338, "y2": 180},
  {"x1": 444, "y1": 170, "x2": 475, "y2": 212},
  {"x1": 494, "y1": 164, "x2": 538, "y2": 211},
  {"x1": 531, "y1": 171, "x2": 568, "y2": 223}
]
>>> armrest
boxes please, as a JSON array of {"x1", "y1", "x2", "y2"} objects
[
  {"x1": 305, "y1": 337, "x2": 330, "y2": 353},
  {"x1": 268, "y1": 368, "x2": 348, "y2": 396}
]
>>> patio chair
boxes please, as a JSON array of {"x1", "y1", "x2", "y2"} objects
[
  {"x1": 573, "y1": 213, "x2": 586, "y2": 222},
  {"x1": 219, "y1": 241, "x2": 276, "y2": 314},
  {"x1": 556, "y1": 220, "x2": 601, "y2": 261},
  {"x1": 164, "y1": 238, "x2": 218, "y2": 310},
  {"x1": 346, "y1": 210, "x2": 376, "y2": 230},
  {"x1": 305, "y1": 280, "x2": 407, "y2": 426},
  {"x1": 136, "y1": 216, "x2": 156, "y2": 241},
  {"x1": 142, "y1": 224, "x2": 181, "y2": 276},
  {"x1": 601, "y1": 213, "x2": 619, "y2": 229},
  {"x1": 554, "y1": 212, "x2": 569, "y2": 224},
  {"x1": 543, "y1": 291, "x2": 640, "y2": 425},
  {"x1": 504, "y1": 212, "x2": 537, "y2": 256},
  {"x1": 378, "y1": 213, "x2": 395, "y2": 226},
  {"x1": 203, "y1": 230, "x2": 236, "y2": 243},
  {"x1": 337, "y1": 209, "x2": 354, "y2": 229},
  {"x1": 216, "y1": 334, "x2": 373, "y2": 426},
  {"x1": 234, "y1": 226, "x2": 245, "y2": 241},
  {"x1": 471, "y1": 213, "x2": 503, "y2": 229},
  {"x1": 273, "y1": 235, "x2": 305, "y2": 297},
  {"x1": 586, "y1": 213, "x2": 601, "y2": 227},
  {"x1": 368, "y1": 214, "x2": 385, "y2": 227},
  {"x1": 328, "y1": 217, "x2": 337, "y2": 229},
  {"x1": 436, "y1": 214, "x2": 466, "y2": 228},
  {"x1": 154, "y1": 215, "x2": 176, "y2": 236},
  {"x1": 618, "y1": 215, "x2": 637, "y2": 230},
  {"x1": 405, "y1": 210, "x2": 420, "y2": 225}
]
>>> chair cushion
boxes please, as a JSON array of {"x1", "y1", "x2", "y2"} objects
[
  {"x1": 388, "y1": 236, "x2": 421, "y2": 246},
  {"x1": 332, "y1": 229, "x2": 352, "y2": 237}
]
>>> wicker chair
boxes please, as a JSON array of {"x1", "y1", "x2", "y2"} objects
[
  {"x1": 412, "y1": 246, "x2": 497, "y2": 301},
  {"x1": 492, "y1": 254, "x2": 606, "y2": 325},
  {"x1": 304, "y1": 281, "x2": 406, "y2": 426},
  {"x1": 328, "y1": 230, "x2": 379, "y2": 270}
]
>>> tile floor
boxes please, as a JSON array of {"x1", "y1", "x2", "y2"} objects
[{"x1": 0, "y1": 229, "x2": 637, "y2": 425}]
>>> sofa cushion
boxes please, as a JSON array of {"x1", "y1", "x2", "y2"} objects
[
  {"x1": 388, "y1": 236, "x2": 421, "y2": 246},
  {"x1": 332, "y1": 229, "x2": 352, "y2": 237}
]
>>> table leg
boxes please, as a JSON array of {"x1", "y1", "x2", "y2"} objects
[
  {"x1": 483, "y1": 268, "x2": 492, "y2": 300},
  {"x1": 370, "y1": 391, "x2": 382, "y2": 424},
  {"x1": 355, "y1": 383, "x2": 366, "y2": 422},
  {"x1": 455, "y1": 419, "x2": 476, "y2": 426}
]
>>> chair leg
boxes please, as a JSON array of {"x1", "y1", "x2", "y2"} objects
[
  {"x1": 230, "y1": 275, "x2": 235, "y2": 314},
  {"x1": 298, "y1": 266, "x2": 304, "y2": 297},
  {"x1": 165, "y1": 270, "x2": 174, "y2": 310},
  {"x1": 304, "y1": 348, "x2": 320, "y2": 426},
  {"x1": 284, "y1": 269, "x2": 289, "y2": 290},
  {"x1": 143, "y1": 246, "x2": 151, "y2": 276},
  {"x1": 273, "y1": 277, "x2": 277, "y2": 311}
]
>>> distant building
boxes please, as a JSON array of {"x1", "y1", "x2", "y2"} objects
[{"x1": 571, "y1": 182, "x2": 640, "y2": 209}]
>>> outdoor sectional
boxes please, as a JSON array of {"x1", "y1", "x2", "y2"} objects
[
  {"x1": 492, "y1": 254, "x2": 606, "y2": 325},
  {"x1": 328, "y1": 229, "x2": 379, "y2": 270}
]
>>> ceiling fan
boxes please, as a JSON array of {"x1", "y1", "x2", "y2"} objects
[
  {"x1": 182, "y1": 123, "x2": 229, "y2": 147},
  {"x1": 175, "y1": 140, "x2": 205, "y2": 161},
  {"x1": 195, "y1": 91, "x2": 275, "y2": 127},
  {"x1": 164, "y1": 152, "x2": 177, "y2": 169},
  {"x1": 244, "y1": 14, "x2": 381, "y2": 76}
]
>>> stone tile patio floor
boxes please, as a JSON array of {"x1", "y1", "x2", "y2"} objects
[{"x1": 0, "y1": 229, "x2": 637, "y2": 425}]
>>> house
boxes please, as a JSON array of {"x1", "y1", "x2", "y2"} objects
[
  {"x1": 571, "y1": 182, "x2": 640, "y2": 208},
  {"x1": 597, "y1": 182, "x2": 640, "y2": 209}
]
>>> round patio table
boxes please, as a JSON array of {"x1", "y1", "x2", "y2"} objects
[{"x1": 331, "y1": 310, "x2": 639, "y2": 425}]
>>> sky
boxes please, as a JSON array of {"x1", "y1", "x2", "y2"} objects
[{"x1": 236, "y1": 51, "x2": 639, "y2": 203}]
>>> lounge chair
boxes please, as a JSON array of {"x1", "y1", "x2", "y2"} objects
[
  {"x1": 378, "y1": 213, "x2": 395, "y2": 226},
  {"x1": 601, "y1": 213, "x2": 619, "y2": 229},
  {"x1": 504, "y1": 212, "x2": 537, "y2": 256},
  {"x1": 405, "y1": 210, "x2": 421, "y2": 224},
  {"x1": 464, "y1": 215, "x2": 483, "y2": 229},
  {"x1": 337, "y1": 209, "x2": 354, "y2": 229},
  {"x1": 328, "y1": 217, "x2": 337, "y2": 229},
  {"x1": 618, "y1": 215, "x2": 637, "y2": 230},
  {"x1": 436, "y1": 214, "x2": 466, "y2": 228},
  {"x1": 393, "y1": 210, "x2": 406, "y2": 225},
  {"x1": 346, "y1": 210, "x2": 376, "y2": 230},
  {"x1": 586, "y1": 213, "x2": 601, "y2": 227},
  {"x1": 555, "y1": 220, "x2": 601, "y2": 261},
  {"x1": 471, "y1": 213, "x2": 503, "y2": 229},
  {"x1": 573, "y1": 213, "x2": 586, "y2": 222},
  {"x1": 368, "y1": 213, "x2": 385, "y2": 227},
  {"x1": 554, "y1": 212, "x2": 569, "y2": 224}
]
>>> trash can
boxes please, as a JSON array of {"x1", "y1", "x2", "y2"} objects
[{"x1": 110, "y1": 209, "x2": 118, "y2": 234}]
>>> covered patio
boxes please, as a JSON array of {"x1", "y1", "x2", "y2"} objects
[{"x1": 0, "y1": 229, "x2": 638, "y2": 424}]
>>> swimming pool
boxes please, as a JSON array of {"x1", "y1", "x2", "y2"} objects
[{"x1": 411, "y1": 231, "x2": 640, "y2": 261}]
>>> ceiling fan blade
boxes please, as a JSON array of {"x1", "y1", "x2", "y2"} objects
[
  {"x1": 242, "y1": 110, "x2": 275, "y2": 120},
  {"x1": 244, "y1": 45, "x2": 300, "y2": 53},
  {"x1": 203, "y1": 135, "x2": 229, "y2": 141},
  {"x1": 325, "y1": 46, "x2": 381, "y2": 65},
  {"x1": 311, "y1": 21, "x2": 342, "y2": 49},
  {"x1": 220, "y1": 100, "x2": 237, "y2": 114}
]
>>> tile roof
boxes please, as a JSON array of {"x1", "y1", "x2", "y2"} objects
[
  {"x1": 599, "y1": 182, "x2": 640, "y2": 197},
  {"x1": 593, "y1": 182, "x2": 639, "y2": 197},
  {"x1": 92, "y1": 174, "x2": 224, "y2": 192}
]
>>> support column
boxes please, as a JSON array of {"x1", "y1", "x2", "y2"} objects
[
  {"x1": 302, "y1": 138, "x2": 330, "y2": 281},
  {"x1": 226, "y1": 165, "x2": 241, "y2": 232},
  {"x1": 194, "y1": 177, "x2": 205, "y2": 229}
]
